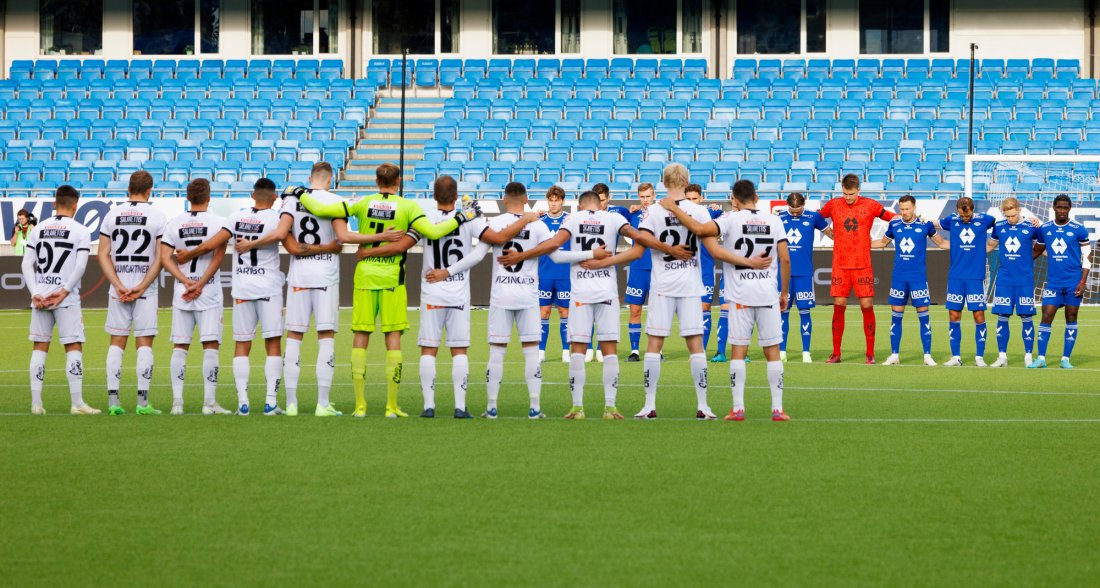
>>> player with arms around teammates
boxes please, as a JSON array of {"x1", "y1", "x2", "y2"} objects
[
  {"x1": 777, "y1": 192, "x2": 829, "y2": 363},
  {"x1": 24, "y1": 185, "x2": 99, "y2": 415},
  {"x1": 1030, "y1": 195, "x2": 1093, "y2": 369},
  {"x1": 98, "y1": 171, "x2": 168, "y2": 415},
  {"x1": 871, "y1": 194, "x2": 949, "y2": 366},
  {"x1": 934, "y1": 197, "x2": 995, "y2": 367},
  {"x1": 294, "y1": 163, "x2": 482, "y2": 418},
  {"x1": 159, "y1": 179, "x2": 228, "y2": 414},
  {"x1": 985, "y1": 197, "x2": 1042, "y2": 368}
]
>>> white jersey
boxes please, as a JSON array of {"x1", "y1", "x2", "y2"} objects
[
  {"x1": 419, "y1": 206, "x2": 487, "y2": 307},
  {"x1": 24, "y1": 215, "x2": 91, "y2": 308},
  {"x1": 282, "y1": 191, "x2": 340, "y2": 288},
  {"x1": 162, "y1": 210, "x2": 225, "y2": 311},
  {"x1": 223, "y1": 207, "x2": 285, "y2": 301},
  {"x1": 100, "y1": 200, "x2": 168, "y2": 298},
  {"x1": 561, "y1": 209, "x2": 628, "y2": 303},
  {"x1": 718, "y1": 209, "x2": 787, "y2": 307},
  {"x1": 488, "y1": 212, "x2": 553, "y2": 310},
  {"x1": 638, "y1": 199, "x2": 714, "y2": 298}
]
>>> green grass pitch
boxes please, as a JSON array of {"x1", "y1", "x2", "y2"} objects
[{"x1": 1, "y1": 306, "x2": 1098, "y2": 586}]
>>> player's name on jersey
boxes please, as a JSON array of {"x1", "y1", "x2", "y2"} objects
[{"x1": 494, "y1": 274, "x2": 536, "y2": 286}]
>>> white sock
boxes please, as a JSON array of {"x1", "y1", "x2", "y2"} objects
[
  {"x1": 602, "y1": 354, "x2": 619, "y2": 407},
  {"x1": 106, "y1": 345, "x2": 124, "y2": 405},
  {"x1": 30, "y1": 349, "x2": 46, "y2": 407},
  {"x1": 643, "y1": 352, "x2": 661, "y2": 411},
  {"x1": 264, "y1": 356, "x2": 283, "y2": 406},
  {"x1": 233, "y1": 356, "x2": 250, "y2": 406},
  {"x1": 523, "y1": 346, "x2": 542, "y2": 412},
  {"x1": 486, "y1": 345, "x2": 506, "y2": 410},
  {"x1": 730, "y1": 359, "x2": 747, "y2": 410},
  {"x1": 452, "y1": 354, "x2": 469, "y2": 411},
  {"x1": 202, "y1": 349, "x2": 219, "y2": 405},
  {"x1": 420, "y1": 354, "x2": 437, "y2": 410},
  {"x1": 170, "y1": 348, "x2": 188, "y2": 403},
  {"x1": 689, "y1": 353, "x2": 708, "y2": 410},
  {"x1": 283, "y1": 338, "x2": 301, "y2": 406},
  {"x1": 569, "y1": 352, "x2": 586, "y2": 407},
  {"x1": 66, "y1": 350, "x2": 84, "y2": 407},
  {"x1": 767, "y1": 360, "x2": 784, "y2": 412},
  {"x1": 136, "y1": 346, "x2": 154, "y2": 407},
  {"x1": 316, "y1": 338, "x2": 335, "y2": 408}
]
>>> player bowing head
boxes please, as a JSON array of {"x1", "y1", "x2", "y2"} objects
[{"x1": 1030, "y1": 195, "x2": 1092, "y2": 369}]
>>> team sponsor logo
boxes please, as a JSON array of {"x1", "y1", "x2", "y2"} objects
[
  {"x1": 959, "y1": 228, "x2": 976, "y2": 245},
  {"x1": 367, "y1": 203, "x2": 396, "y2": 221},
  {"x1": 843, "y1": 217, "x2": 859, "y2": 232},
  {"x1": 899, "y1": 237, "x2": 915, "y2": 254},
  {"x1": 744, "y1": 224, "x2": 770, "y2": 235},
  {"x1": 993, "y1": 296, "x2": 1010, "y2": 306},
  {"x1": 663, "y1": 216, "x2": 682, "y2": 227},
  {"x1": 179, "y1": 226, "x2": 208, "y2": 239},
  {"x1": 538, "y1": 290, "x2": 552, "y2": 299},
  {"x1": 579, "y1": 223, "x2": 605, "y2": 235},
  {"x1": 911, "y1": 288, "x2": 930, "y2": 300},
  {"x1": 1051, "y1": 238, "x2": 1067, "y2": 256},
  {"x1": 625, "y1": 286, "x2": 645, "y2": 298},
  {"x1": 68, "y1": 360, "x2": 82, "y2": 377},
  {"x1": 795, "y1": 291, "x2": 814, "y2": 301},
  {"x1": 1005, "y1": 236, "x2": 1021, "y2": 254},
  {"x1": 235, "y1": 221, "x2": 264, "y2": 234},
  {"x1": 946, "y1": 292, "x2": 964, "y2": 304},
  {"x1": 786, "y1": 228, "x2": 802, "y2": 244},
  {"x1": 889, "y1": 288, "x2": 905, "y2": 299},
  {"x1": 856, "y1": 276, "x2": 875, "y2": 286},
  {"x1": 116, "y1": 214, "x2": 149, "y2": 227},
  {"x1": 966, "y1": 293, "x2": 984, "y2": 303},
  {"x1": 514, "y1": 229, "x2": 531, "y2": 240},
  {"x1": 40, "y1": 228, "x2": 71, "y2": 239}
]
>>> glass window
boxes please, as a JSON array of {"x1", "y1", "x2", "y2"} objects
[
  {"x1": 441, "y1": 0, "x2": 461, "y2": 53},
  {"x1": 561, "y1": 0, "x2": 581, "y2": 54},
  {"x1": 930, "y1": 0, "x2": 950, "y2": 53},
  {"x1": 493, "y1": 2, "x2": 554, "y2": 55},
  {"x1": 682, "y1": 0, "x2": 702, "y2": 54},
  {"x1": 134, "y1": 0, "x2": 195, "y2": 55},
  {"x1": 40, "y1": 0, "x2": 103, "y2": 56},
  {"x1": 737, "y1": 0, "x2": 800, "y2": 54},
  {"x1": 613, "y1": 0, "x2": 676, "y2": 54},
  {"x1": 860, "y1": 0, "x2": 924, "y2": 54},
  {"x1": 253, "y1": 0, "x2": 339, "y2": 54},
  {"x1": 200, "y1": 0, "x2": 221, "y2": 54},
  {"x1": 373, "y1": 0, "x2": 434, "y2": 54},
  {"x1": 806, "y1": 0, "x2": 827, "y2": 53}
]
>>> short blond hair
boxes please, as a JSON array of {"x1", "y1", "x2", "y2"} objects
[
  {"x1": 662, "y1": 164, "x2": 690, "y2": 190},
  {"x1": 637, "y1": 182, "x2": 654, "y2": 194},
  {"x1": 1000, "y1": 197, "x2": 1020, "y2": 211}
]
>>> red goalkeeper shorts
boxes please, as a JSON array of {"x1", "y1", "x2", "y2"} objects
[{"x1": 830, "y1": 266, "x2": 876, "y2": 298}]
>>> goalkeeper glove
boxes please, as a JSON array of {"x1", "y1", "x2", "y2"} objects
[
  {"x1": 282, "y1": 185, "x2": 307, "y2": 199},
  {"x1": 454, "y1": 195, "x2": 483, "y2": 225}
]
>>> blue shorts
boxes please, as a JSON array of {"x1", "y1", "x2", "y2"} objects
[
  {"x1": 790, "y1": 275, "x2": 816, "y2": 310},
  {"x1": 1042, "y1": 284, "x2": 1083, "y2": 308},
  {"x1": 538, "y1": 278, "x2": 570, "y2": 308},
  {"x1": 991, "y1": 283, "x2": 1036, "y2": 316},
  {"x1": 702, "y1": 271, "x2": 716, "y2": 304},
  {"x1": 888, "y1": 278, "x2": 931, "y2": 308},
  {"x1": 945, "y1": 278, "x2": 987, "y2": 311},
  {"x1": 625, "y1": 269, "x2": 651, "y2": 305}
]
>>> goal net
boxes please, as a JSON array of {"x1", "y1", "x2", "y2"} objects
[{"x1": 965, "y1": 154, "x2": 1100, "y2": 305}]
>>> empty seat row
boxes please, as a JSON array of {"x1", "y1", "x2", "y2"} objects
[{"x1": 10, "y1": 59, "x2": 345, "y2": 81}]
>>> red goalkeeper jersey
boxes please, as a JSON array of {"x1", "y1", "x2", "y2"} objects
[{"x1": 820, "y1": 196, "x2": 896, "y2": 270}]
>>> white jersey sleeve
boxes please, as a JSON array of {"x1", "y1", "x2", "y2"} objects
[
  {"x1": 163, "y1": 211, "x2": 225, "y2": 311},
  {"x1": 283, "y1": 191, "x2": 340, "y2": 288},
  {"x1": 565, "y1": 209, "x2": 626, "y2": 303},
  {"x1": 489, "y1": 214, "x2": 551, "y2": 310},
  {"x1": 26, "y1": 216, "x2": 91, "y2": 308},
  {"x1": 101, "y1": 201, "x2": 168, "y2": 298},
  {"x1": 225, "y1": 207, "x2": 285, "y2": 301},
  {"x1": 720, "y1": 210, "x2": 786, "y2": 307}
]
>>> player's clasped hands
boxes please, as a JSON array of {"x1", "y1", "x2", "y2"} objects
[{"x1": 425, "y1": 268, "x2": 450, "y2": 283}]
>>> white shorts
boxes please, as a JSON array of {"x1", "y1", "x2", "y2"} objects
[
  {"x1": 171, "y1": 306, "x2": 224, "y2": 345},
  {"x1": 729, "y1": 303, "x2": 783, "y2": 348},
  {"x1": 29, "y1": 305, "x2": 85, "y2": 344},
  {"x1": 419, "y1": 303, "x2": 472, "y2": 347},
  {"x1": 569, "y1": 299, "x2": 620, "y2": 343},
  {"x1": 286, "y1": 286, "x2": 339, "y2": 333},
  {"x1": 488, "y1": 306, "x2": 541, "y2": 344},
  {"x1": 233, "y1": 295, "x2": 285, "y2": 342},
  {"x1": 105, "y1": 295, "x2": 159, "y2": 337},
  {"x1": 645, "y1": 293, "x2": 705, "y2": 337}
]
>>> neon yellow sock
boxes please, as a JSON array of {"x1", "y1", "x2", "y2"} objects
[
  {"x1": 386, "y1": 350, "x2": 402, "y2": 410},
  {"x1": 351, "y1": 347, "x2": 367, "y2": 409}
]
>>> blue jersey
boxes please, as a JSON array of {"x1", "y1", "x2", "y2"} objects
[
  {"x1": 699, "y1": 207, "x2": 724, "y2": 279},
  {"x1": 608, "y1": 205, "x2": 632, "y2": 220},
  {"x1": 778, "y1": 210, "x2": 828, "y2": 277},
  {"x1": 627, "y1": 207, "x2": 651, "y2": 271},
  {"x1": 939, "y1": 213, "x2": 995, "y2": 280},
  {"x1": 537, "y1": 211, "x2": 570, "y2": 280},
  {"x1": 1038, "y1": 220, "x2": 1091, "y2": 288},
  {"x1": 884, "y1": 217, "x2": 937, "y2": 280},
  {"x1": 991, "y1": 220, "x2": 1041, "y2": 287}
]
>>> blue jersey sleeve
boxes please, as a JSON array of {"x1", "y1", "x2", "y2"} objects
[
  {"x1": 925, "y1": 221, "x2": 937, "y2": 237},
  {"x1": 708, "y1": 208, "x2": 723, "y2": 219},
  {"x1": 609, "y1": 205, "x2": 631, "y2": 220},
  {"x1": 813, "y1": 213, "x2": 828, "y2": 231},
  {"x1": 939, "y1": 215, "x2": 955, "y2": 232},
  {"x1": 885, "y1": 221, "x2": 896, "y2": 240}
]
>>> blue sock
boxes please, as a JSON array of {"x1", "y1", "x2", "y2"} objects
[
  {"x1": 539, "y1": 318, "x2": 550, "y2": 351},
  {"x1": 628, "y1": 323, "x2": 641, "y2": 352},
  {"x1": 559, "y1": 317, "x2": 569, "y2": 349},
  {"x1": 975, "y1": 322, "x2": 987, "y2": 357},
  {"x1": 995, "y1": 315, "x2": 1010, "y2": 354},
  {"x1": 780, "y1": 311, "x2": 790, "y2": 352},
  {"x1": 1021, "y1": 317, "x2": 1035, "y2": 354},
  {"x1": 589, "y1": 329, "x2": 595, "y2": 351},
  {"x1": 1037, "y1": 323, "x2": 1052, "y2": 357},
  {"x1": 799, "y1": 308, "x2": 812, "y2": 352},
  {"x1": 917, "y1": 310, "x2": 932, "y2": 355},
  {"x1": 716, "y1": 309, "x2": 729, "y2": 354},
  {"x1": 890, "y1": 311, "x2": 904, "y2": 354},
  {"x1": 949, "y1": 321, "x2": 961, "y2": 357},
  {"x1": 1063, "y1": 323, "x2": 1079, "y2": 359},
  {"x1": 702, "y1": 310, "x2": 712, "y2": 353}
]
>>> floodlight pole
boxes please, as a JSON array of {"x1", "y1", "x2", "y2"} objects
[
  {"x1": 398, "y1": 48, "x2": 408, "y2": 197},
  {"x1": 968, "y1": 43, "x2": 978, "y2": 155}
]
